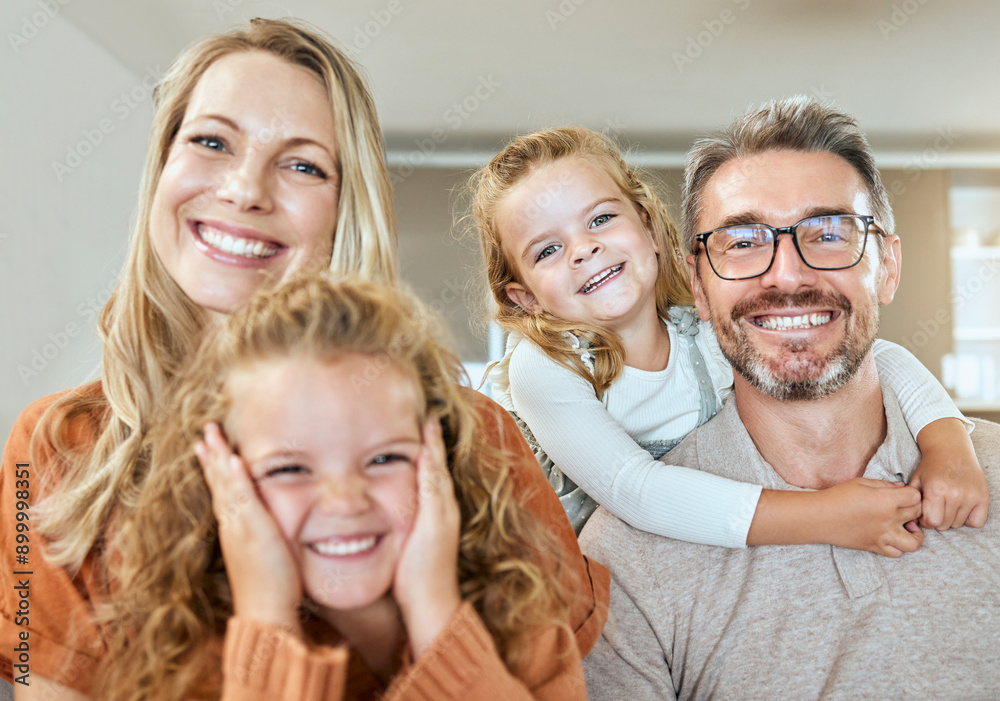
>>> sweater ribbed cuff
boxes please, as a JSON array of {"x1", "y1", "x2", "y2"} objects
[
  {"x1": 223, "y1": 616, "x2": 349, "y2": 701},
  {"x1": 388, "y1": 602, "x2": 500, "y2": 700}
]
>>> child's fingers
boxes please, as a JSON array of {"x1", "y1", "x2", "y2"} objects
[
  {"x1": 195, "y1": 422, "x2": 257, "y2": 528},
  {"x1": 892, "y1": 484, "x2": 922, "y2": 525},
  {"x1": 879, "y1": 521, "x2": 923, "y2": 557},
  {"x1": 196, "y1": 423, "x2": 239, "y2": 484},
  {"x1": 408, "y1": 418, "x2": 460, "y2": 550},
  {"x1": 905, "y1": 519, "x2": 925, "y2": 541},
  {"x1": 920, "y1": 485, "x2": 965, "y2": 531},
  {"x1": 856, "y1": 478, "x2": 918, "y2": 500},
  {"x1": 854, "y1": 478, "x2": 902, "y2": 488},
  {"x1": 897, "y1": 499, "x2": 922, "y2": 526},
  {"x1": 967, "y1": 502, "x2": 989, "y2": 528},
  {"x1": 886, "y1": 483, "x2": 921, "y2": 506},
  {"x1": 875, "y1": 490, "x2": 923, "y2": 557},
  {"x1": 950, "y1": 502, "x2": 974, "y2": 531},
  {"x1": 918, "y1": 494, "x2": 946, "y2": 530},
  {"x1": 421, "y1": 419, "x2": 447, "y2": 472},
  {"x1": 194, "y1": 423, "x2": 229, "y2": 492},
  {"x1": 928, "y1": 478, "x2": 965, "y2": 529},
  {"x1": 896, "y1": 521, "x2": 924, "y2": 553},
  {"x1": 908, "y1": 474, "x2": 952, "y2": 530},
  {"x1": 418, "y1": 419, "x2": 454, "y2": 504}
]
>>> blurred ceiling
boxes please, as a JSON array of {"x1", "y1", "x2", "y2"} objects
[{"x1": 61, "y1": 0, "x2": 1000, "y2": 165}]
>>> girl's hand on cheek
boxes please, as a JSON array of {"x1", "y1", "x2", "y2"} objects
[
  {"x1": 393, "y1": 419, "x2": 463, "y2": 658},
  {"x1": 195, "y1": 422, "x2": 304, "y2": 638}
]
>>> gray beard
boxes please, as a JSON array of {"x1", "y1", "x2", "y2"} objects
[{"x1": 710, "y1": 289, "x2": 879, "y2": 401}]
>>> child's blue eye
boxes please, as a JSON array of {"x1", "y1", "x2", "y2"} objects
[
  {"x1": 192, "y1": 135, "x2": 226, "y2": 152},
  {"x1": 536, "y1": 244, "x2": 560, "y2": 262},
  {"x1": 590, "y1": 213, "x2": 614, "y2": 228},
  {"x1": 368, "y1": 454, "x2": 411, "y2": 469},
  {"x1": 264, "y1": 464, "x2": 308, "y2": 478}
]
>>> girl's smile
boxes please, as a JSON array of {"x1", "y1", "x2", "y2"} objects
[{"x1": 579, "y1": 262, "x2": 625, "y2": 294}]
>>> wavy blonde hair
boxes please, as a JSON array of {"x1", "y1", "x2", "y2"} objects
[
  {"x1": 33, "y1": 18, "x2": 398, "y2": 570},
  {"x1": 469, "y1": 127, "x2": 692, "y2": 398},
  {"x1": 95, "y1": 275, "x2": 570, "y2": 700}
]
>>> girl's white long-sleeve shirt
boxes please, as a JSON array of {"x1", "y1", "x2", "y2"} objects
[{"x1": 489, "y1": 315, "x2": 969, "y2": 548}]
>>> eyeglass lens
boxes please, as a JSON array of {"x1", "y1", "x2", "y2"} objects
[{"x1": 706, "y1": 215, "x2": 868, "y2": 279}]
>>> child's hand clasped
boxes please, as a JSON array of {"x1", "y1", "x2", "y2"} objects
[
  {"x1": 195, "y1": 422, "x2": 304, "y2": 637},
  {"x1": 815, "y1": 478, "x2": 924, "y2": 557},
  {"x1": 910, "y1": 418, "x2": 989, "y2": 530}
]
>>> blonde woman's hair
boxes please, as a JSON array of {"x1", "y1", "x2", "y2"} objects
[
  {"x1": 96, "y1": 274, "x2": 570, "y2": 700},
  {"x1": 33, "y1": 18, "x2": 398, "y2": 570},
  {"x1": 468, "y1": 127, "x2": 692, "y2": 398}
]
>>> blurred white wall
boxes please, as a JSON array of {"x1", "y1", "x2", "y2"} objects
[{"x1": 1, "y1": 0, "x2": 151, "y2": 440}]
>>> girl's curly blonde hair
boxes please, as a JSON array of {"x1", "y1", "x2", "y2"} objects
[
  {"x1": 96, "y1": 274, "x2": 570, "y2": 700},
  {"x1": 468, "y1": 127, "x2": 692, "y2": 398}
]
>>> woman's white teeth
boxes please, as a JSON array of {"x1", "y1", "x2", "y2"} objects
[
  {"x1": 581, "y1": 264, "x2": 623, "y2": 293},
  {"x1": 756, "y1": 313, "x2": 832, "y2": 330},
  {"x1": 198, "y1": 225, "x2": 278, "y2": 259},
  {"x1": 311, "y1": 536, "x2": 377, "y2": 556}
]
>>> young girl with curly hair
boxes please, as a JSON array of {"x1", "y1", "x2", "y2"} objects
[{"x1": 99, "y1": 274, "x2": 583, "y2": 700}]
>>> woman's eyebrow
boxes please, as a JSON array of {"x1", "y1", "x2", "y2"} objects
[
  {"x1": 186, "y1": 113, "x2": 240, "y2": 130},
  {"x1": 284, "y1": 136, "x2": 337, "y2": 159}
]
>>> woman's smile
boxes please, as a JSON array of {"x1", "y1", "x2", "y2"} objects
[{"x1": 190, "y1": 220, "x2": 284, "y2": 266}]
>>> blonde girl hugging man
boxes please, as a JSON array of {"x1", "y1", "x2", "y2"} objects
[{"x1": 470, "y1": 127, "x2": 988, "y2": 551}]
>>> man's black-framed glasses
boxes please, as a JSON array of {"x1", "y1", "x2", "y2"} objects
[{"x1": 695, "y1": 214, "x2": 885, "y2": 281}]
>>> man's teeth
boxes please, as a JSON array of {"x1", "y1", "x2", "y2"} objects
[
  {"x1": 581, "y1": 264, "x2": 623, "y2": 293},
  {"x1": 311, "y1": 536, "x2": 378, "y2": 556},
  {"x1": 198, "y1": 225, "x2": 278, "y2": 259},
  {"x1": 756, "y1": 313, "x2": 832, "y2": 330}
]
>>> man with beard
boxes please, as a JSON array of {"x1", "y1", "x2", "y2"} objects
[{"x1": 579, "y1": 97, "x2": 1000, "y2": 700}]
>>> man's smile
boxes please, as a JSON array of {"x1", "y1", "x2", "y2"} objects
[{"x1": 749, "y1": 310, "x2": 837, "y2": 331}]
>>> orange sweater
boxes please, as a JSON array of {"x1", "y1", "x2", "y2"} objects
[
  {"x1": 0, "y1": 383, "x2": 607, "y2": 696},
  {"x1": 222, "y1": 603, "x2": 584, "y2": 700}
]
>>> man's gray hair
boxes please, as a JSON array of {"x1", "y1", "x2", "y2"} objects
[{"x1": 681, "y1": 96, "x2": 894, "y2": 253}]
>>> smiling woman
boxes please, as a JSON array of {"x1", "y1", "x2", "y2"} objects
[
  {"x1": 150, "y1": 51, "x2": 341, "y2": 317},
  {"x1": 0, "y1": 17, "x2": 606, "y2": 701}
]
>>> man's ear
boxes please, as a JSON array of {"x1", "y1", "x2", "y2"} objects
[
  {"x1": 687, "y1": 254, "x2": 711, "y2": 321},
  {"x1": 878, "y1": 234, "x2": 902, "y2": 305},
  {"x1": 505, "y1": 282, "x2": 542, "y2": 314}
]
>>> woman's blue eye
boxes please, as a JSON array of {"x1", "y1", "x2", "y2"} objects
[
  {"x1": 193, "y1": 135, "x2": 226, "y2": 152},
  {"x1": 291, "y1": 161, "x2": 328, "y2": 179},
  {"x1": 590, "y1": 213, "x2": 614, "y2": 228},
  {"x1": 536, "y1": 244, "x2": 560, "y2": 262}
]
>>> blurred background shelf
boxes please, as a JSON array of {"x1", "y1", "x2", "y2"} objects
[{"x1": 944, "y1": 179, "x2": 1000, "y2": 421}]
